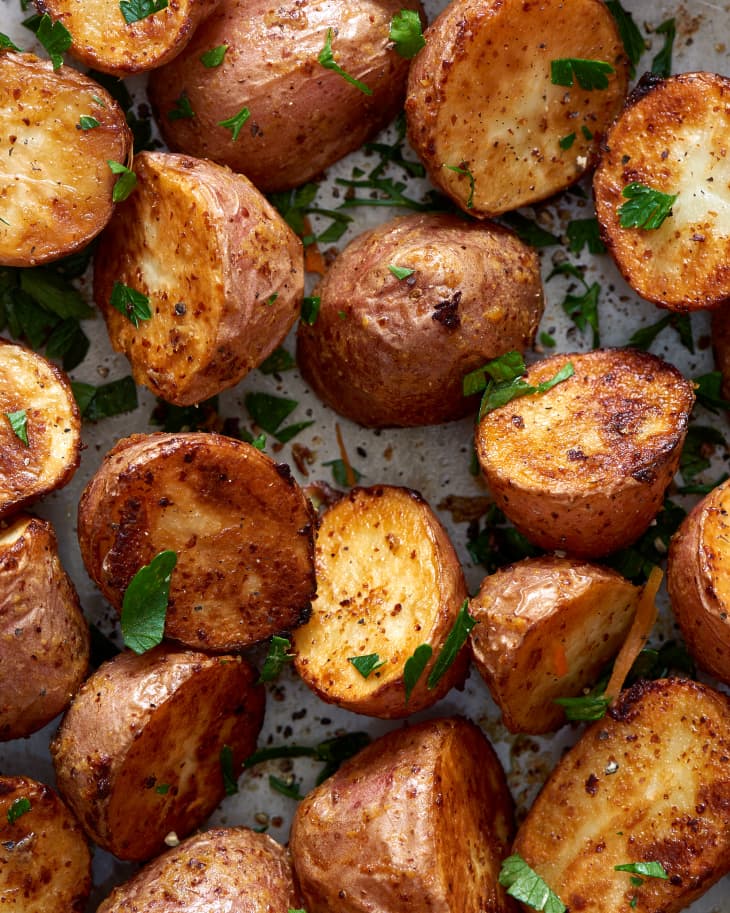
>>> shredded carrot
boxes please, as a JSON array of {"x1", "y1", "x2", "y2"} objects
[
  {"x1": 605, "y1": 565, "x2": 664, "y2": 702},
  {"x1": 302, "y1": 218, "x2": 327, "y2": 275},
  {"x1": 335, "y1": 423, "x2": 357, "y2": 488},
  {"x1": 553, "y1": 642, "x2": 569, "y2": 678}
]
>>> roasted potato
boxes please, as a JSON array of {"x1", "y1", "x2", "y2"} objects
[
  {"x1": 513, "y1": 678, "x2": 730, "y2": 913},
  {"x1": 469, "y1": 557, "x2": 639, "y2": 734},
  {"x1": 78, "y1": 432, "x2": 316, "y2": 651},
  {"x1": 290, "y1": 717, "x2": 518, "y2": 913},
  {"x1": 712, "y1": 305, "x2": 730, "y2": 401},
  {"x1": 594, "y1": 72, "x2": 730, "y2": 312},
  {"x1": 475, "y1": 349, "x2": 694, "y2": 558},
  {"x1": 405, "y1": 0, "x2": 628, "y2": 217},
  {"x1": 0, "y1": 775, "x2": 91, "y2": 912},
  {"x1": 292, "y1": 485, "x2": 469, "y2": 718},
  {"x1": 51, "y1": 646, "x2": 265, "y2": 861},
  {"x1": 0, "y1": 52, "x2": 131, "y2": 267},
  {"x1": 297, "y1": 213, "x2": 544, "y2": 427},
  {"x1": 97, "y1": 827, "x2": 301, "y2": 912},
  {"x1": 147, "y1": 0, "x2": 424, "y2": 192},
  {"x1": 0, "y1": 514, "x2": 89, "y2": 741},
  {"x1": 0, "y1": 337, "x2": 81, "y2": 518},
  {"x1": 93, "y1": 151, "x2": 304, "y2": 406}
]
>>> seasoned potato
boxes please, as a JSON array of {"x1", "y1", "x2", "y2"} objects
[
  {"x1": 51, "y1": 646, "x2": 265, "y2": 861},
  {"x1": 712, "y1": 306, "x2": 730, "y2": 401},
  {"x1": 97, "y1": 827, "x2": 301, "y2": 912},
  {"x1": 0, "y1": 776, "x2": 91, "y2": 912},
  {"x1": 475, "y1": 349, "x2": 694, "y2": 558},
  {"x1": 0, "y1": 52, "x2": 131, "y2": 267},
  {"x1": 0, "y1": 514, "x2": 89, "y2": 741},
  {"x1": 290, "y1": 717, "x2": 518, "y2": 913},
  {"x1": 293, "y1": 485, "x2": 468, "y2": 718},
  {"x1": 469, "y1": 557, "x2": 639, "y2": 734},
  {"x1": 35, "y1": 0, "x2": 221, "y2": 76},
  {"x1": 93, "y1": 151, "x2": 304, "y2": 406},
  {"x1": 0, "y1": 337, "x2": 81, "y2": 518},
  {"x1": 78, "y1": 432, "x2": 316, "y2": 651},
  {"x1": 405, "y1": 0, "x2": 628, "y2": 217},
  {"x1": 514, "y1": 678, "x2": 730, "y2": 913},
  {"x1": 147, "y1": 0, "x2": 424, "y2": 192},
  {"x1": 297, "y1": 213, "x2": 544, "y2": 427},
  {"x1": 594, "y1": 73, "x2": 730, "y2": 312}
]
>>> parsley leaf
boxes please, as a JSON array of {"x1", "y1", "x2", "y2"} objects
[
  {"x1": 5, "y1": 410, "x2": 28, "y2": 445},
  {"x1": 605, "y1": 1, "x2": 645, "y2": 77},
  {"x1": 244, "y1": 732, "x2": 371, "y2": 785},
  {"x1": 7, "y1": 797, "x2": 31, "y2": 824},
  {"x1": 559, "y1": 133, "x2": 575, "y2": 150},
  {"x1": 550, "y1": 58, "x2": 615, "y2": 91},
  {"x1": 220, "y1": 744, "x2": 238, "y2": 795},
  {"x1": 155, "y1": 783, "x2": 170, "y2": 794},
  {"x1": 244, "y1": 392, "x2": 298, "y2": 435},
  {"x1": 443, "y1": 163, "x2": 475, "y2": 208},
  {"x1": 427, "y1": 600, "x2": 476, "y2": 688},
  {"x1": 323, "y1": 459, "x2": 363, "y2": 487},
  {"x1": 403, "y1": 643, "x2": 432, "y2": 703},
  {"x1": 0, "y1": 33, "x2": 22, "y2": 52},
  {"x1": 269, "y1": 775, "x2": 303, "y2": 799},
  {"x1": 318, "y1": 28, "x2": 373, "y2": 95},
  {"x1": 547, "y1": 262, "x2": 601, "y2": 348},
  {"x1": 499, "y1": 854, "x2": 566, "y2": 913},
  {"x1": 218, "y1": 106, "x2": 250, "y2": 141},
  {"x1": 500, "y1": 212, "x2": 560, "y2": 248},
  {"x1": 388, "y1": 265, "x2": 415, "y2": 280},
  {"x1": 35, "y1": 13, "x2": 71, "y2": 70},
  {"x1": 615, "y1": 861, "x2": 669, "y2": 879},
  {"x1": 168, "y1": 91, "x2": 194, "y2": 120},
  {"x1": 651, "y1": 18, "x2": 675, "y2": 78},
  {"x1": 693, "y1": 371, "x2": 730, "y2": 413},
  {"x1": 348, "y1": 653, "x2": 386, "y2": 678},
  {"x1": 120, "y1": 551, "x2": 177, "y2": 654},
  {"x1": 88, "y1": 70, "x2": 155, "y2": 153},
  {"x1": 110, "y1": 281, "x2": 151, "y2": 327},
  {"x1": 389, "y1": 9, "x2": 425, "y2": 59},
  {"x1": 259, "y1": 347, "x2": 296, "y2": 374},
  {"x1": 554, "y1": 693, "x2": 611, "y2": 722},
  {"x1": 627, "y1": 313, "x2": 694, "y2": 354},
  {"x1": 259, "y1": 635, "x2": 296, "y2": 682},
  {"x1": 566, "y1": 218, "x2": 606, "y2": 255},
  {"x1": 679, "y1": 425, "x2": 726, "y2": 483},
  {"x1": 200, "y1": 44, "x2": 227, "y2": 67},
  {"x1": 466, "y1": 504, "x2": 540, "y2": 573},
  {"x1": 463, "y1": 351, "x2": 574, "y2": 419},
  {"x1": 618, "y1": 183, "x2": 678, "y2": 230},
  {"x1": 78, "y1": 115, "x2": 100, "y2": 130},
  {"x1": 301, "y1": 295, "x2": 321, "y2": 325},
  {"x1": 71, "y1": 376, "x2": 138, "y2": 421},
  {"x1": 108, "y1": 160, "x2": 137, "y2": 202},
  {"x1": 608, "y1": 499, "x2": 685, "y2": 583},
  {"x1": 119, "y1": 0, "x2": 168, "y2": 24}
]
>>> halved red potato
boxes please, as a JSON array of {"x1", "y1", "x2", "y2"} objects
[
  {"x1": 292, "y1": 485, "x2": 468, "y2": 719},
  {"x1": 93, "y1": 151, "x2": 304, "y2": 406},
  {"x1": 405, "y1": 0, "x2": 628, "y2": 217},
  {"x1": 0, "y1": 52, "x2": 131, "y2": 267},
  {"x1": 0, "y1": 776, "x2": 91, "y2": 913},
  {"x1": 594, "y1": 72, "x2": 730, "y2": 312},
  {"x1": 0, "y1": 514, "x2": 89, "y2": 741},
  {"x1": 475, "y1": 349, "x2": 694, "y2": 558},
  {"x1": 78, "y1": 432, "x2": 316, "y2": 651},
  {"x1": 51, "y1": 646, "x2": 265, "y2": 861},
  {"x1": 0, "y1": 337, "x2": 81, "y2": 518}
]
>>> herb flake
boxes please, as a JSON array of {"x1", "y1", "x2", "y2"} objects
[
  {"x1": 259, "y1": 635, "x2": 295, "y2": 683},
  {"x1": 200, "y1": 44, "x2": 228, "y2": 67},
  {"x1": 618, "y1": 183, "x2": 678, "y2": 230},
  {"x1": 220, "y1": 744, "x2": 238, "y2": 795},
  {"x1": 218, "y1": 106, "x2": 251, "y2": 141},
  {"x1": 443, "y1": 163, "x2": 475, "y2": 209},
  {"x1": 78, "y1": 115, "x2": 100, "y2": 130},
  {"x1": 35, "y1": 13, "x2": 71, "y2": 69},
  {"x1": 120, "y1": 550, "x2": 177, "y2": 654},
  {"x1": 348, "y1": 653, "x2": 386, "y2": 678},
  {"x1": 5, "y1": 409, "x2": 28, "y2": 445},
  {"x1": 550, "y1": 57, "x2": 615, "y2": 91},
  {"x1": 168, "y1": 92, "x2": 194, "y2": 120},
  {"x1": 651, "y1": 18, "x2": 675, "y2": 78},
  {"x1": 606, "y1": 1, "x2": 645, "y2": 76},
  {"x1": 108, "y1": 160, "x2": 137, "y2": 202},
  {"x1": 388, "y1": 265, "x2": 415, "y2": 280},
  {"x1": 499, "y1": 854, "x2": 566, "y2": 913},
  {"x1": 110, "y1": 281, "x2": 151, "y2": 327},
  {"x1": 389, "y1": 9, "x2": 425, "y2": 59},
  {"x1": 318, "y1": 28, "x2": 373, "y2": 95},
  {"x1": 403, "y1": 643, "x2": 432, "y2": 703},
  {"x1": 119, "y1": 0, "x2": 168, "y2": 24},
  {"x1": 427, "y1": 600, "x2": 476, "y2": 689}
]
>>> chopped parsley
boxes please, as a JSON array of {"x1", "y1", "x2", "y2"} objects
[
  {"x1": 269, "y1": 775, "x2": 303, "y2": 799},
  {"x1": 35, "y1": 13, "x2": 71, "y2": 70},
  {"x1": 71, "y1": 376, "x2": 138, "y2": 421},
  {"x1": 110, "y1": 281, "x2": 151, "y2": 327},
  {"x1": 119, "y1": 0, "x2": 168, "y2": 24},
  {"x1": 6, "y1": 797, "x2": 31, "y2": 824},
  {"x1": 559, "y1": 133, "x2": 576, "y2": 150},
  {"x1": 259, "y1": 635, "x2": 295, "y2": 683},
  {"x1": 547, "y1": 262, "x2": 601, "y2": 348},
  {"x1": 220, "y1": 744, "x2": 238, "y2": 795},
  {"x1": 463, "y1": 350, "x2": 574, "y2": 419},
  {"x1": 608, "y1": 499, "x2": 686, "y2": 583},
  {"x1": 550, "y1": 58, "x2": 615, "y2": 91},
  {"x1": 443, "y1": 163, "x2": 475, "y2": 209},
  {"x1": 168, "y1": 92, "x2": 194, "y2": 120},
  {"x1": 554, "y1": 693, "x2": 611, "y2": 722},
  {"x1": 651, "y1": 18, "x2": 676, "y2": 78},
  {"x1": 693, "y1": 371, "x2": 730, "y2": 413},
  {"x1": 108, "y1": 160, "x2": 137, "y2": 202},
  {"x1": 618, "y1": 183, "x2": 678, "y2": 230},
  {"x1": 500, "y1": 212, "x2": 560, "y2": 248},
  {"x1": 679, "y1": 425, "x2": 726, "y2": 484},
  {"x1": 318, "y1": 28, "x2": 373, "y2": 95},
  {"x1": 78, "y1": 115, "x2": 100, "y2": 130},
  {"x1": 0, "y1": 33, "x2": 22, "y2": 51},
  {"x1": 566, "y1": 218, "x2": 606, "y2": 255},
  {"x1": 605, "y1": 1, "x2": 645, "y2": 77},
  {"x1": 499, "y1": 854, "x2": 566, "y2": 913},
  {"x1": 301, "y1": 295, "x2": 321, "y2": 325},
  {"x1": 389, "y1": 9, "x2": 425, "y2": 59},
  {"x1": 200, "y1": 44, "x2": 228, "y2": 67},
  {"x1": 5, "y1": 409, "x2": 28, "y2": 445},
  {"x1": 155, "y1": 783, "x2": 170, "y2": 795},
  {"x1": 323, "y1": 459, "x2": 363, "y2": 487},
  {"x1": 244, "y1": 731, "x2": 371, "y2": 785},
  {"x1": 218, "y1": 106, "x2": 250, "y2": 141},
  {"x1": 388, "y1": 265, "x2": 415, "y2": 280},
  {"x1": 259, "y1": 347, "x2": 296, "y2": 375},
  {"x1": 427, "y1": 600, "x2": 476, "y2": 688},
  {"x1": 403, "y1": 643, "x2": 432, "y2": 703},
  {"x1": 627, "y1": 312, "x2": 693, "y2": 353},
  {"x1": 615, "y1": 861, "x2": 669, "y2": 879},
  {"x1": 348, "y1": 653, "x2": 386, "y2": 678},
  {"x1": 120, "y1": 551, "x2": 177, "y2": 654}
]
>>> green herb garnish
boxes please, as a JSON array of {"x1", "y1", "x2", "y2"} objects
[
  {"x1": 200, "y1": 44, "x2": 227, "y2": 67},
  {"x1": 463, "y1": 351, "x2": 574, "y2": 419},
  {"x1": 323, "y1": 459, "x2": 363, "y2": 487},
  {"x1": 388, "y1": 265, "x2": 415, "y2": 280},
  {"x1": 566, "y1": 218, "x2": 606, "y2": 255},
  {"x1": 259, "y1": 347, "x2": 296, "y2": 375},
  {"x1": 259, "y1": 635, "x2": 296, "y2": 683},
  {"x1": 120, "y1": 550, "x2": 177, "y2": 654},
  {"x1": 547, "y1": 262, "x2": 601, "y2": 348},
  {"x1": 403, "y1": 643, "x2": 432, "y2": 703},
  {"x1": 627, "y1": 313, "x2": 693, "y2": 353},
  {"x1": 301, "y1": 295, "x2": 321, "y2": 325},
  {"x1": 0, "y1": 33, "x2": 22, "y2": 51},
  {"x1": 615, "y1": 861, "x2": 669, "y2": 879},
  {"x1": 6, "y1": 797, "x2": 31, "y2": 824},
  {"x1": 550, "y1": 58, "x2": 615, "y2": 91},
  {"x1": 651, "y1": 18, "x2": 675, "y2": 77},
  {"x1": 218, "y1": 106, "x2": 250, "y2": 141},
  {"x1": 318, "y1": 28, "x2": 372, "y2": 95},
  {"x1": 78, "y1": 115, "x2": 100, "y2": 130},
  {"x1": 500, "y1": 212, "x2": 560, "y2": 248},
  {"x1": 5, "y1": 409, "x2": 28, "y2": 445},
  {"x1": 108, "y1": 160, "x2": 137, "y2": 202},
  {"x1": 35, "y1": 13, "x2": 71, "y2": 69},
  {"x1": 427, "y1": 600, "x2": 476, "y2": 688},
  {"x1": 389, "y1": 9, "x2": 425, "y2": 58},
  {"x1": 443, "y1": 163, "x2": 475, "y2": 208},
  {"x1": 605, "y1": 1, "x2": 645, "y2": 77},
  {"x1": 618, "y1": 183, "x2": 678, "y2": 230},
  {"x1": 244, "y1": 731, "x2": 371, "y2": 785},
  {"x1": 348, "y1": 653, "x2": 386, "y2": 678},
  {"x1": 110, "y1": 281, "x2": 151, "y2": 327},
  {"x1": 269, "y1": 775, "x2": 303, "y2": 799},
  {"x1": 119, "y1": 0, "x2": 168, "y2": 24},
  {"x1": 220, "y1": 744, "x2": 238, "y2": 795},
  {"x1": 168, "y1": 92, "x2": 194, "y2": 120},
  {"x1": 559, "y1": 133, "x2": 576, "y2": 150},
  {"x1": 71, "y1": 376, "x2": 138, "y2": 421},
  {"x1": 499, "y1": 854, "x2": 566, "y2": 913},
  {"x1": 554, "y1": 693, "x2": 611, "y2": 722},
  {"x1": 155, "y1": 783, "x2": 170, "y2": 794}
]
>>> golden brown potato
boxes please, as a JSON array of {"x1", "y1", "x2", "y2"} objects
[
  {"x1": 0, "y1": 337, "x2": 81, "y2": 518},
  {"x1": 78, "y1": 432, "x2": 316, "y2": 651},
  {"x1": 712, "y1": 305, "x2": 730, "y2": 401},
  {"x1": 297, "y1": 213, "x2": 544, "y2": 427},
  {"x1": 93, "y1": 151, "x2": 304, "y2": 406},
  {"x1": 0, "y1": 52, "x2": 131, "y2": 267},
  {"x1": 97, "y1": 827, "x2": 301, "y2": 912},
  {"x1": 35, "y1": 0, "x2": 221, "y2": 76},
  {"x1": 469, "y1": 557, "x2": 639, "y2": 734},
  {"x1": 290, "y1": 717, "x2": 518, "y2": 913},
  {"x1": 0, "y1": 514, "x2": 89, "y2": 741},
  {"x1": 594, "y1": 73, "x2": 730, "y2": 312},
  {"x1": 514, "y1": 678, "x2": 730, "y2": 913},
  {"x1": 147, "y1": 0, "x2": 424, "y2": 192},
  {"x1": 405, "y1": 0, "x2": 628, "y2": 217},
  {"x1": 0, "y1": 775, "x2": 91, "y2": 913},
  {"x1": 475, "y1": 349, "x2": 694, "y2": 558},
  {"x1": 293, "y1": 485, "x2": 468, "y2": 719},
  {"x1": 51, "y1": 646, "x2": 265, "y2": 861}
]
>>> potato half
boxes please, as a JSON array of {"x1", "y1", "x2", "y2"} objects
[
  {"x1": 594, "y1": 73, "x2": 730, "y2": 312},
  {"x1": 0, "y1": 776, "x2": 91, "y2": 913},
  {"x1": 475, "y1": 349, "x2": 694, "y2": 558},
  {"x1": 405, "y1": 0, "x2": 628, "y2": 217},
  {"x1": 93, "y1": 151, "x2": 304, "y2": 406},
  {"x1": 78, "y1": 432, "x2": 316, "y2": 651},
  {"x1": 469, "y1": 557, "x2": 639, "y2": 734},
  {"x1": 0, "y1": 514, "x2": 89, "y2": 741},
  {"x1": 514, "y1": 678, "x2": 730, "y2": 913},
  {"x1": 147, "y1": 0, "x2": 424, "y2": 192},
  {"x1": 51, "y1": 646, "x2": 265, "y2": 861},
  {"x1": 0, "y1": 52, "x2": 131, "y2": 267},
  {"x1": 297, "y1": 213, "x2": 544, "y2": 427},
  {"x1": 97, "y1": 828, "x2": 301, "y2": 912},
  {"x1": 0, "y1": 337, "x2": 81, "y2": 518},
  {"x1": 292, "y1": 485, "x2": 468, "y2": 718},
  {"x1": 290, "y1": 717, "x2": 518, "y2": 913}
]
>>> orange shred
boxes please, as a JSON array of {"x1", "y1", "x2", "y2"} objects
[
  {"x1": 303, "y1": 218, "x2": 327, "y2": 275},
  {"x1": 335, "y1": 423, "x2": 357, "y2": 488},
  {"x1": 553, "y1": 642, "x2": 569, "y2": 678}
]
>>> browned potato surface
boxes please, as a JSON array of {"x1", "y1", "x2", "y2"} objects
[
  {"x1": 97, "y1": 827, "x2": 301, "y2": 912},
  {"x1": 406, "y1": 0, "x2": 627, "y2": 217},
  {"x1": 475, "y1": 349, "x2": 694, "y2": 558},
  {"x1": 469, "y1": 557, "x2": 639, "y2": 733},
  {"x1": 514, "y1": 678, "x2": 730, "y2": 913},
  {"x1": 35, "y1": 0, "x2": 221, "y2": 76},
  {"x1": 93, "y1": 151, "x2": 304, "y2": 406},
  {"x1": 297, "y1": 213, "x2": 544, "y2": 427},
  {"x1": 147, "y1": 0, "x2": 423, "y2": 192},
  {"x1": 0, "y1": 775, "x2": 91, "y2": 912},
  {"x1": 290, "y1": 717, "x2": 518, "y2": 913},
  {"x1": 51, "y1": 646, "x2": 265, "y2": 861},
  {"x1": 594, "y1": 73, "x2": 730, "y2": 312},
  {"x1": 0, "y1": 52, "x2": 131, "y2": 267},
  {"x1": 712, "y1": 305, "x2": 730, "y2": 401},
  {"x1": 0, "y1": 337, "x2": 81, "y2": 518},
  {"x1": 78, "y1": 432, "x2": 316, "y2": 651},
  {"x1": 0, "y1": 514, "x2": 89, "y2": 741},
  {"x1": 293, "y1": 485, "x2": 468, "y2": 718}
]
